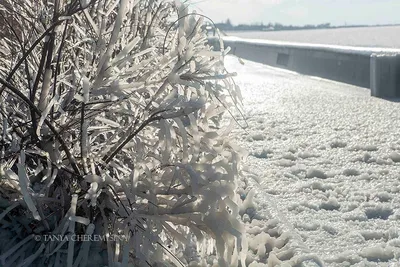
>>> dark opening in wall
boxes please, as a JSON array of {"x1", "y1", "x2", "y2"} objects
[{"x1": 277, "y1": 53, "x2": 289, "y2": 66}]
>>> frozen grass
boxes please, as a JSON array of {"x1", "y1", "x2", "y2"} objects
[{"x1": 0, "y1": 1, "x2": 246, "y2": 266}]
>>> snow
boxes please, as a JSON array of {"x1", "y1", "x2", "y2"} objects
[
  {"x1": 389, "y1": 152, "x2": 400, "y2": 163},
  {"x1": 306, "y1": 168, "x2": 327, "y2": 179},
  {"x1": 226, "y1": 56, "x2": 400, "y2": 266}
]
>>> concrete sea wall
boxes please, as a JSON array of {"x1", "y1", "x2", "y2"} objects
[{"x1": 210, "y1": 36, "x2": 400, "y2": 98}]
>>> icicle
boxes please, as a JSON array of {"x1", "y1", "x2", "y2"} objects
[
  {"x1": 178, "y1": 36, "x2": 187, "y2": 54},
  {"x1": 69, "y1": 215, "x2": 90, "y2": 225},
  {"x1": 17, "y1": 152, "x2": 41, "y2": 220},
  {"x1": 46, "y1": 168, "x2": 58, "y2": 188},
  {"x1": 111, "y1": 36, "x2": 140, "y2": 63},
  {"x1": 95, "y1": 116, "x2": 120, "y2": 128},
  {"x1": 174, "y1": 118, "x2": 188, "y2": 163},
  {"x1": 84, "y1": 182, "x2": 99, "y2": 206},
  {"x1": 38, "y1": 68, "x2": 53, "y2": 111},
  {"x1": 81, "y1": 120, "x2": 89, "y2": 173},
  {"x1": 72, "y1": 223, "x2": 95, "y2": 267},
  {"x1": 82, "y1": 77, "x2": 90, "y2": 104},
  {"x1": 67, "y1": 194, "x2": 78, "y2": 267}
]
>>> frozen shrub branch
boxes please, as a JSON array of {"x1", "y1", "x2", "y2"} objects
[{"x1": 0, "y1": 0, "x2": 246, "y2": 266}]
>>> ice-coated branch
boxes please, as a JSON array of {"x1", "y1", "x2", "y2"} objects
[{"x1": 0, "y1": 0, "x2": 245, "y2": 265}]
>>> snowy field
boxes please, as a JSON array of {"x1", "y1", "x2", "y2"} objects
[
  {"x1": 226, "y1": 56, "x2": 400, "y2": 266},
  {"x1": 227, "y1": 26, "x2": 400, "y2": 48}
]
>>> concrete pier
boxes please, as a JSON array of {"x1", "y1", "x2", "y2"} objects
[
  {"x1": 209, "y1": 36, "x2": 400, "y2": 98},
  {"x1": 370, "y1": 53, "x2": 400, "y2": 97}
]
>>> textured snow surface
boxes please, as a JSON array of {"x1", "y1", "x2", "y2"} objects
[{"x1": 226, "y1": 56, "x2": 400, "y2": 266}]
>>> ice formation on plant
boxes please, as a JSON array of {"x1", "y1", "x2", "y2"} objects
[{"x1": 0, "y1": 0, "x2": 245, "y2": 266}]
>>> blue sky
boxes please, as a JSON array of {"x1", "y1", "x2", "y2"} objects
[{"x1": 191, "y1": 0, "x2": 400, "y2": 26}]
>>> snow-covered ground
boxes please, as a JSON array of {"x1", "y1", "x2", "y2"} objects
[{"x1": 226, "y1": 56, "x2": 400, "y2": 266}]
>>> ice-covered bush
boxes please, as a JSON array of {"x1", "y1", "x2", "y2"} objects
[{"x1": 0, "y1": 0, "x2": 245, "y2": 266}]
